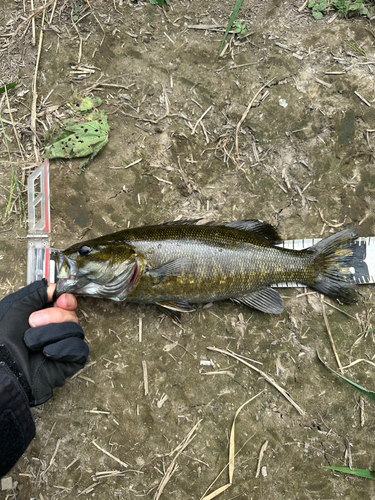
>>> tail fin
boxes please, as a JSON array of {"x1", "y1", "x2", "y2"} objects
[{"x1": 310, "y1": 228, "x2": 358, "y2": 304}]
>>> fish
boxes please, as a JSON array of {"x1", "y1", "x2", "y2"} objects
[{"x1": 54, "y1": 220, "x2": 358, "y2": 321}]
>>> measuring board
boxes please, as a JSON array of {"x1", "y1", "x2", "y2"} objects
[{"x1": 27, "y1": 161, "x2": 375, "y2": 287}]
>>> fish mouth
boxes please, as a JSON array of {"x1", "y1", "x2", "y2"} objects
[{"x1": 53, "y1": 251, "x2": 80, "y2": 296}]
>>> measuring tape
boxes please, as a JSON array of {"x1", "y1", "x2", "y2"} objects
[{"x1": 27, "y1": 161, "x2": 374, "y2": 287}]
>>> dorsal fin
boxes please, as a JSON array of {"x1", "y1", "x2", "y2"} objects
[
  {"x1": 163, "y1": 219, "x2": 203, "y2": 226},
  {"x1": 224, "y1": 220, "x2": 282, "y2": 245},
  {"x1": 161, "y1": 219, "x2": 282, "y2": 245}
]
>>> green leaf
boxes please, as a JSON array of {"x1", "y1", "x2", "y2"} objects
[
  {"x1": 79, "y1": 96, "x2": 103, "y2": 112},
  {"x1": 234, "y1": 22, "x2": 247, "y2": 35},
  {"x1": 0, "y1": 81, "x2": 18, "y2": 94},
  {"x1": 219, "y1": 0, "x2": 244, "y2": 54},
  {"x1": 44, "y1": 111, "x2": 109, "y2": 161},
  {"x1": 312, "y1": 10, "x2": 324, "y2": 19},
  {"x1": 317, "y1": 0, "x2": 328, "y2": 10},
  {"x1": 317, "y1": 352, "x2": 375, "y2": 402},
  {"x1": 68, "y1": 95, "x2": 103, "y2": 113},
  {"x1": 325, "y1": 467, "x2": 375, "y2": 480}
]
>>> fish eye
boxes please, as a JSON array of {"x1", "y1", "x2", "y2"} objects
[{"x1": 79, "y1": 245, "x2": 91, "y2": 256}]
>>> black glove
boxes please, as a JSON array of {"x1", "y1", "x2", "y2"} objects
[{"x1": 0, "y1": 279, "x2": 89, "y2": 407}]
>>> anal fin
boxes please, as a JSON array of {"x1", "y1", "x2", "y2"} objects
[{"x1": 231, "y1": 288, "x2": 284, "y2": 314}]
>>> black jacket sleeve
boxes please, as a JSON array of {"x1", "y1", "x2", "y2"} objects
[{"x1": 0, "y1": 363, "x2": 35, "y2": 478}]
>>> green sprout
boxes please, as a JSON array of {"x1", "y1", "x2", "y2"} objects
[
  {"x1": 219, "y1": 0, "x2": 245, "y2": 54},
  {"x1": 233, "y1": 21, "x2": 247, "y2": 36}
]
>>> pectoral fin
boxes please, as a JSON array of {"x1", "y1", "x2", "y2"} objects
[
  {"x1": 232, "y1": 288, "x2": 284, "y2": 314},
  {"x1": 147, "y1": 257, "x2": 190, "y2": 285},
  {"x1": 156, "y1": 300, "x2": 196, "y2": 323}
]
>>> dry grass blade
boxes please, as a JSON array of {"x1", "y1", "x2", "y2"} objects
[
  {"x1": 318, "y1": 208, "x2": 346, "y2": 228},
  {"x1": 255, "y1": 440, "x2": 268, "y2": 478},
  {"x1": 321, "y1": 296, "x2": 343, "y2": 374},
  {"x1": 235, "y1": 78, "x2": 274, "y2": 158},
  {"x1": 5, "y1": 87, "x2": 24, "y2": 162},
  {"x1": 322, "y1": 300, "x2": 357, "y2": 320},
  {"x1": 191, "y1": 105, "x2": 212, "y2": 135},
  {"x1": 91, "y1": 441, "x2": 128, "y2": 468},
  {"x1": 142, "y1": 360, "x2": 149, "y2": 396},
  {"x1": 341, "y1": 359, "x2": 375, "y2": 370},
  {"x1": 153, "y1": 420, "x2": 201, "y2": 500},
  {"x1": 201, "y1": 392, "x2": 262, "y2": 500},
  {"x1": 207, "y1": 347, "x2": 304, "y2": 415}
]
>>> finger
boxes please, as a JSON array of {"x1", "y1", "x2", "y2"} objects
[
  {"x1": 29, "y1": 307, "x2": 78, "y2": 328},
  {"x1": 47, "y1": 283, "x2": 56, "y2": 302},
  {"x1": 54, "y1": 293, "x2": 77, "y2": 311},
  {"x1": 43, "y1": 337, "x2": 89, "y2": 365},
  {"x1": 47, "y1": 284, "x2": 77, "y2": 310},
  {"x1": 24, "y1": 322, "x2": 85, "y2": 350}
]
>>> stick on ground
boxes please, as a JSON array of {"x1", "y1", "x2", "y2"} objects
[
  {"x1": 153, "y1": 420, "x2": 201, "y2": 500},
  {"x1": 321, "y1": 296, "x2": 343, "y2": 374},
  {"x1": 207, "y1": 346, "x2": 304, "y2": 415}
]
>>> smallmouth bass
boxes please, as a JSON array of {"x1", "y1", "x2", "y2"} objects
[{"x1": 54, "y1": 220, "x2": 358, "y2": 320}]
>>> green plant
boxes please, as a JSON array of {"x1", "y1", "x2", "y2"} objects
[
  {"x1": 308, "y1": 0, "x2": 370, "y2": 18},
  {"x1": 318, "y1": 352, "x2": 375, "y2": 482},
  {"x1": 325, "y1": 467, "x2": 375, "y2": 480},
  {"x1": 332, "y1": 0, "x2": 368, "y2": 16},
  {"x1": 308, "y1": 0, "x2": 328, "y2": 19},
  {"x1": 344, "y1": 40, "x2": 366, "y2": 56},
  {"x1": 317, "y1": 351, "x2": 375, "y2": 402},
  {"x1": 219, "y1": 0, "x2": 245, "y2": 54},
  {"x1": 233, "y1": 21, "x2": 247, "y2": 35},
  {"x1": 0, "y1": 81, "x2": 18, "y2": 95}
]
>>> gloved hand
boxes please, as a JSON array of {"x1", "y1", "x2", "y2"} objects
[{"x1": 0, "y1": 279, "x2": 89, "y2": 406}]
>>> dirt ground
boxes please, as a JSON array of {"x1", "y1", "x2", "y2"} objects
[{"x1": 1, "y1": 0, "x2": 375, "y2": 499}]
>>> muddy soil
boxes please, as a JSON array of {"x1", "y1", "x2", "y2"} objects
[{"x1": 1, "y1": 1, "x2": 375, "y2": 499}]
